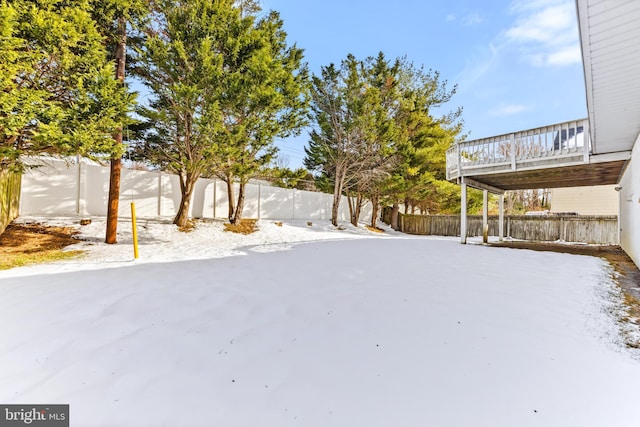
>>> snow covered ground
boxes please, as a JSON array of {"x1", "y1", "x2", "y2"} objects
[{"x1": 1, "y1": 217, "x2": 640, "y2": 426}]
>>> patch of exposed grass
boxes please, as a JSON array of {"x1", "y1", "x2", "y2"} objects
[
  {"x1": 366, "y1": 225, "x2": 384, "y2": 233},
  {"x1": 0, "y1": 250, "x2": 84, "y2": 270},
  {"x1": 622, "y1": 292, "x2": 640, "y2": 319},
  {"x1": 620, "y1": 292, "x2": 640, "y2": 349},
  {"x1": 224, "y1": 219, "x2": 258, "y2": 234},
  {"x1": 0, "y1": 223, "x2": 83, "y2": 270}
]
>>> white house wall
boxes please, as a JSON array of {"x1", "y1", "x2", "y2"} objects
[
  {"x1": 550, "y1": 185, "x2": 618, "y2": 215},
  {"x1": 619, "y1": 133, "x2": 640, "y2": 268},
  {"x1": 19, "y1": 159, "x2": 373, "y2": 223}
]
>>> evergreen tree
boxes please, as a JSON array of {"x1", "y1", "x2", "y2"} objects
[
  {"x1": 306, "y1": 53, "x2": 466, "y2": 227},
  {"x1": 91, "y1": 0, "x2": 149, "y2": 243},
  {"x1": 235, "y1": 0, "x2": 260, "y2": 17},
  {"x1": 380, "y1": 60, "x2": 464, "y2": 227},
  {"x1": 305, "y1": 55, "x2": 385, "y2": 226},
  {"x1": 204, "y1": 8, "x2": 309, "y2": 225},
  {"x1": 0, "y1": 0, "x2": 133, "y2": 171},
  {"x1": 263, "y1": 165, "x2": 314, "y2": 190},
  {"x1": 134, "y1": 0, "x2": 308, "y2": 226},
  {"x1": 134, "y1": 0, "x2": 228, "y2": 227}
]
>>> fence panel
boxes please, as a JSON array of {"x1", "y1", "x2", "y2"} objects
[
  {"x1": 507, "y1": 216, "x2": 561, "y2": 241},
  {"x1": 381, "y1": 208, "x2": 618, "y2": 244},
  {"x1": 399, "y1": 214, "x2": 431, "y2": 235},
  {"x1": 19, "y1": 159, "x2": 375, "y2": 223},
  {"x1": 562, "y1": 216, "x2": 618, "y2": 245},
  {"x1": 0, "y1": 169, "x2": 21, "y2": 234}
]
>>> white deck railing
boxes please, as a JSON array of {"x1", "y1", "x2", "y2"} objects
[{"x1": 446, "y1": 119, "x2": 590, "y2": 180}]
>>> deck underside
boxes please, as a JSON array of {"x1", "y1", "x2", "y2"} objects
[{"x1": 458, "y1": 160, "x2": 628, "y2": 191}]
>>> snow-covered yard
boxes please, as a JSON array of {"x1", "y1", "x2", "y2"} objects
[{"x1": 1, "y1": 218, "x2": 640, "y2": 426}]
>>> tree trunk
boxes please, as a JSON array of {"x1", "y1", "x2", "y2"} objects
[
  {"x1": 346, "y1": 191, "x2": 354, "y2": 224},
  {"x1": 370, "y1": 193, "x2": 379, "y2": 228},
  {"x1": 226, "y1": 177, "x2": 235, "y2": 222},
  {"x1": 174, "y1": 173, "x2": 196, "y2": 228},
  {"x1": 331, "y1": 189, "x2": 341, "y2": 227},
  {"x1": 105, "y1": 156, "x2": 122, "y2": 243},
  {"x1": 350, "y1": 192, "x2": 363, "y2": 227},
  {"x1": 346, "y1": 191, "x2": 362, "y2": 226},
  {"x1": 105, "y1": 16, "x2": 127, "y2": 244},
  {"x1": 404, "y1": 197, "x2": 409, "y2": 214},
  {"x1": 391, "y1": 202, "x2": 400, "y2": 230},
  {"x1": 230, "y1": 181, "x2": 247, "y2": 225},
  {"x1": 331, "y1": 175, "x2": 344, "y2": 227}
]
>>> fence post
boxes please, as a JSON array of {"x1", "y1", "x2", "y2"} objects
[
  {"x1": 498, "y1": 194, "x2": 504, "y2": 241},
  {"x1": 157, "y1": 170, "x2": 162, "y2": 216},
  {"x1": 460, "y1": 178, "x2": 467, "y2": 244},
  {"x1": 76, "y1": 155, "x2": 81, "y2": 215},
  {"x1": 482, "y1": 190, "x2": 488, "y2": 243},
  {"x1": 212, "y1": 179, "x2": 217, "y2": 219}
]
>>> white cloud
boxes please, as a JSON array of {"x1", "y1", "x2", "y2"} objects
[
  {"x1": 509, "y1": 0, "x2": 566, "y2": 14},
  {"x1": 461, "y1": 12, "x2": 483, "y2": 26},
  {"x1": 454, "y1": 0, "x2": 580, "y2": 95},
  {"x1": 490, "y1": 104, "x2": 528, "y2": 116},
  {"x1": 504, "y1": 0, "x2": 581, "y2": 67},
  {"x1": 446, "y1": 11, "x2": 483, "y2": 26},
  {"x1": 455, "y1": 43, "x2": 501, "y2": 92},
  {"x1": 546, "y1": 45, "x2": 582, "y2": 65}
]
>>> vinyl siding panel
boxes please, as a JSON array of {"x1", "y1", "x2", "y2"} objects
[{"x1": 550, "y1": 185, "x2": 618, "y2": 215}]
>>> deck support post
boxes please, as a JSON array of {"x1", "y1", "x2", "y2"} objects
[
  {"x1": 482, "y1": 190, "x2": 489, "y2": 243},
  {"x1": 498, "y1": 194, "x2": 504, "y2": 241},
  {"x1": 461, "y1": 178, "x2": 467, "y2": 244}
]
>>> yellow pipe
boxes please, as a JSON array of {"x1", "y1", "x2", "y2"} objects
[{"x1": 131, "y1": 202, "x2": 139, "y2": 259}]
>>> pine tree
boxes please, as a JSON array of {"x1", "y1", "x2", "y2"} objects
[
  {"x1": 134, "y1": 0, "x2": 308, "y2": 227},
  {"x1": 381, "y1": 60, "x2": 463, "y2": 227},
  {"x1": 134, "y1": 0, "x2": 228, "y2": 228},
  {"x1": 306, "y1": 53, "x2": 465, "y2": 227},
  {"x1": 205, "y1": 8, "x2": 309, "y2": 225},
  {"x1": 306, "y1": 53, "x2": 399, "y2": 227},
  {"x1": 0, "y1": 0, "x2": 132, "y2": 171},
  {"x1": 306, "y1": 56, "x2": 381, "y2": 226},
  {"x1": 91, "y1": 0, "x2": 149, "y2": 243}
]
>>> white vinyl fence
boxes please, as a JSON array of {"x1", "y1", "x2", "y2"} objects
[{"x1": 19, "y1": 159, "x2": 373, "y2": 222}]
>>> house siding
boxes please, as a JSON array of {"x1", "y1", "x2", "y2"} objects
[
  {"x1": 619, "y1": 133, "x2": 640, "y2": 269},
  {"x1": 550, "y1": 185, "x2": 618, "y2": 216}
]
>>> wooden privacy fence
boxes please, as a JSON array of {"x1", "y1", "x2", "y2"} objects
[
  {"x1": 0, "y1": 169, "x2": 21, "y2": 235},
  {"x1": 382, "y1": 207, "x2": 618, "y2": 244}
]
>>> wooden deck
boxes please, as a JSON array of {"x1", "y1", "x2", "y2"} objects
[{"x1": 446, "y1": 118, "x2": 631, "y2": 191}]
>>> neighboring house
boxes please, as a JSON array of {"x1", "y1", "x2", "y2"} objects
[
  {"x1": 550, "y1": 185, "x2": 618, "y2": 216},
  {"x1": 553, "y1": 126, "x2": 584, "y2": 151}
]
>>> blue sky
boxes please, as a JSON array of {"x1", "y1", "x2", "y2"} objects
[{"x1": 259, "y1": 0, "x2": 587, "y2": 168}]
